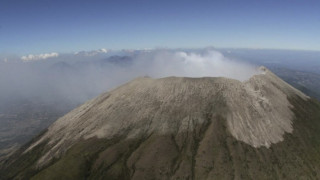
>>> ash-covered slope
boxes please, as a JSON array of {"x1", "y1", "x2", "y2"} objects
[{"x1": 2, "y1": 67, "x2": 320, "y2": 180}]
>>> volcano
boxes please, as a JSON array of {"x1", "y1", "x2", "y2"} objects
[{"x1": 1, "y1": 67, "x2": 320, "y2": 180}]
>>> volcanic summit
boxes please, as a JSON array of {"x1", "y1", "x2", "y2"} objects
[{"x1": 2, "y1": 67, "x2": 320, "y2": 180}]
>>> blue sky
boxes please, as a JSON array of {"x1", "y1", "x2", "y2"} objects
[{"x1": 0, "y1": 0, "x2": 320, "y2": 55}]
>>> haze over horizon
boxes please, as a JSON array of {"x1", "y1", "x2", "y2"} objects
[{"x1": 1, "y1": 0, "x2": 320, "y2": 56}]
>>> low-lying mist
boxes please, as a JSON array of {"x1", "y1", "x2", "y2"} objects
[{"x1": 0, "y1": 49, "x2": 260, "y2": 105}]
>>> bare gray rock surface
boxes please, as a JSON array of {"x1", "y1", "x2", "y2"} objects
[{"x1": 24, "y1": 67, "x2": 308, "y2": 168}]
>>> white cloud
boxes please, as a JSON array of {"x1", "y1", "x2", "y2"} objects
[
  {"x1": 131, "y1": 50, "x2": 261, "y2": 81},
  {"x1": 99, "y1": 48, "x2": 108, "y2": 53},
  {"x1": 0, "y1": 49, "x2": 261, "y2": 108},
  {"x1": 21, "y1": 52, "x2": 59, "y2": 62},
  {"x1": 74, "y1": 48, "x2": 108, "y2": 56}
]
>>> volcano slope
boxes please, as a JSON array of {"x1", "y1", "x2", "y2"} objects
[{"x1": 1, "y1": 67, "x2": 320, "y2": 180}]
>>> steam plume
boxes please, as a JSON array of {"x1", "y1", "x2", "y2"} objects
[{"x1": 0, "y1": 49, "x2": 260, "y2": 104}]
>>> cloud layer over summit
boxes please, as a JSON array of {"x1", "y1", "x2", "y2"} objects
[
  {"x1": 0, "y1": 49, "x2": 260, "y2": 104},
  {"x1": 131, "y1": 50, "x2": 259, "y2": 80}
]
